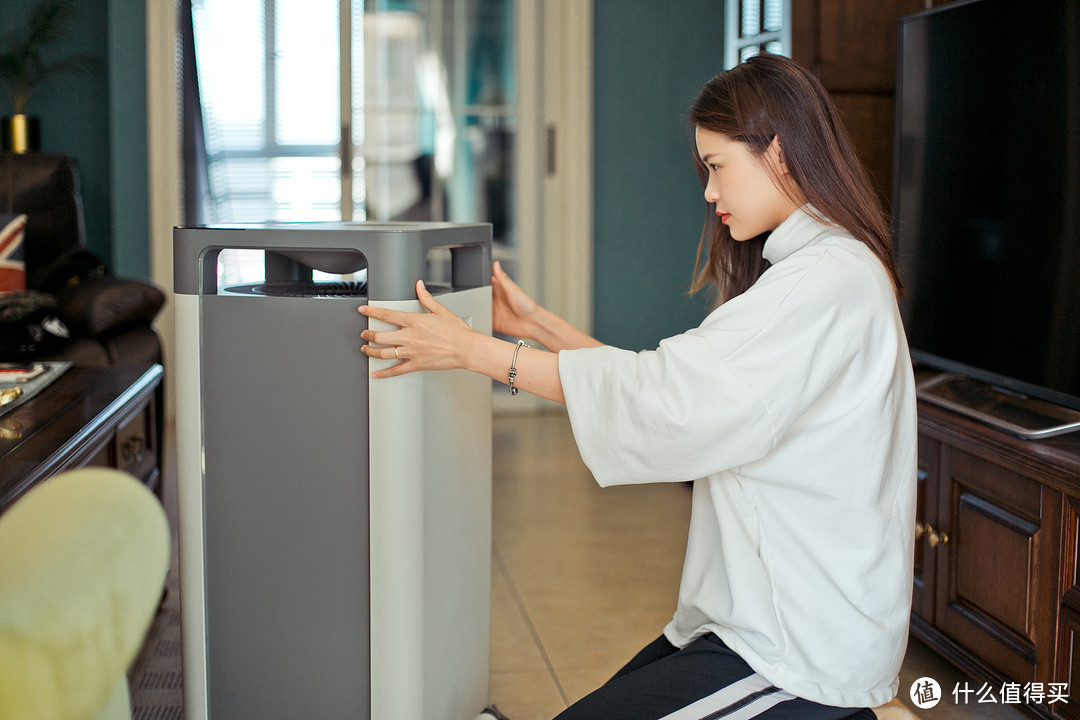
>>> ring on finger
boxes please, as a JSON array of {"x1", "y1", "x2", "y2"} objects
[{"x1": 394, "y1": 347, "x2": 400, "y2": 360}]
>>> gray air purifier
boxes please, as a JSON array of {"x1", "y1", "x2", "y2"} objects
[{"x1": 173, "y1": 222, "x2": 493, "y2": 720}]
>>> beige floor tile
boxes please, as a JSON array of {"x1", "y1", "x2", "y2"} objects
[
  {"x1": 556, "y1": 667, "x2": 618, "y2": 707},
  {"x1": 873, "y1": 700, "x2": 921, "y2": 720},
  {"x1": 489, "y1": 670, "x2": 568, "y2": 720},
  {"x1": 490, "y1": 552, "x2": 550, "y2": 674},
  {"x1": 491, "y1": 411, "x2": 691, "y2": 714}
]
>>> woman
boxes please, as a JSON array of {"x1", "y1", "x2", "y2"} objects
[{"x1": 360, "y1": 53, "x2": 916, "y2": 720}]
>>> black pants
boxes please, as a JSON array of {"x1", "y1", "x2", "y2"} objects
[{"x1": 554, "y1": 634, "x2": 878, "y2": 720}]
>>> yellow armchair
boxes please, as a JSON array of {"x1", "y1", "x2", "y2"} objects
[{"x1": 0, "y1": 468, "x2": 170, "y2": 720}]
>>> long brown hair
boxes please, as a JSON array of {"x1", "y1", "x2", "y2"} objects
[{"x1": 689, "y1": 53, "x2": 902, "y2": 304}]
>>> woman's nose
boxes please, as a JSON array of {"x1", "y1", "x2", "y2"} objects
[{"x1": 704, "y1": 178, "x2": 719, "y2": 204}]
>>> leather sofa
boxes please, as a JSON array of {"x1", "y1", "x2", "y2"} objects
[{"x1": 0, "y1": 152, "x2": 164, "y2": 366}]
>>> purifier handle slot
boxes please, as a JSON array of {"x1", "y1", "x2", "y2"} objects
[{"x1": 174, "y1": 223, "x2": 491, "y2": 301}]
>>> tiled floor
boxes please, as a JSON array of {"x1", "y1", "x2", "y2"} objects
[
  {"x1": 488, "y1": 410, "x2": 1027, "y2": 720},
  {"x1": 490, "y1": 410, "x2": 691, "y2": 716}
]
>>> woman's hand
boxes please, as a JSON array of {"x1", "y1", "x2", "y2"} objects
[
  {"x1": 493, "y1": 261, "x2": 603, "y2": 352},
  {"x1": 491, "y1": 260, "x2": 542, "y2": 340},
  {"x1": 359, "y1": 280, "x2": 479, "y2": 378},
  {"x1": 360, "y1": 275, "x2": 567, "y2": 403}
]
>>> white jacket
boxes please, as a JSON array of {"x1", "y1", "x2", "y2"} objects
[{"x1": 558, "y1": 208, "x2": 917, "y2": 708}]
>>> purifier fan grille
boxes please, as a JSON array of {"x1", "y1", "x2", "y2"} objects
[{"x1": 226, "y1": 281, "x2": 368, "y2": 297}]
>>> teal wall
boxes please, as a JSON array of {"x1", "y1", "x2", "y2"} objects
[
  {"x1": 0, "y1": 0, "x2": 149, "y2": 279},
  {"x1": 107, "y1": 0, "x2": 149, "y2": 278},
  {"x1": 592, "y1": 1, "x2": 725, "y2": 351}
]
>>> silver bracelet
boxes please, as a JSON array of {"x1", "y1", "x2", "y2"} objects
[{"x1": 508, "y1": 340, "x2": 529, "y2": 396}]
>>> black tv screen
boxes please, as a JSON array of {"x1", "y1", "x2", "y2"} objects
[{"x1": 893, "y1": 0, "x2": 1080, "y2": 414}]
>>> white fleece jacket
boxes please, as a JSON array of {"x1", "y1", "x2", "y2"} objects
[{"x1": 558, "y1": 208, "x2": 917, "y2": 708}]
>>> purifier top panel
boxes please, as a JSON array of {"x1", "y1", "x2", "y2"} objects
[
  {"x1": 174, "y1": 222, "x2": 491, "y2": 301},
  {"x1": 190, "y1": 221, "x2": 481, "y2": 232}
]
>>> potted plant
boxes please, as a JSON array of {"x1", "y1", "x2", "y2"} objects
[{"x1": 0, "y1": 0, "x2": 98, "y2": 153}]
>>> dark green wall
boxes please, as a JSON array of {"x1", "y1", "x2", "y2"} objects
[
  {"x1": 592, "y1": 1, "x2": 724, "y2": 350},
  {"x1": 0, "y1": 0, "x2": 149, "y2": 279},
  {"x1": 107, "y1": 0, "x2": 149, "y2": 278}
]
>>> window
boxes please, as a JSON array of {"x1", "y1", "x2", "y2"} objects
[
  {"x1": 191, "y1": 0, "x2": 517, "y2": 247},
  {"x1": 724, "y1": 0, "x2": 791, "y2": 69}
]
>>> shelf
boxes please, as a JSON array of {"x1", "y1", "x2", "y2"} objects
[{"x1": 917, "y1": 373, "x2": 1080, "y2": 440}]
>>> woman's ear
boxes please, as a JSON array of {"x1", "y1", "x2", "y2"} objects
[{"x1": 769, "y1": 136, "x2": 790, "y2": 175}]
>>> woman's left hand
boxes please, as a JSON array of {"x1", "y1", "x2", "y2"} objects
[{"x1": 358, "y1": 280, "x2": 479, "y2": 378}]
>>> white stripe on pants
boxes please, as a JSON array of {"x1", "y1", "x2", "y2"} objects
[{"x1": 657, "y1": 674, "x2": 796, "y2": 720}]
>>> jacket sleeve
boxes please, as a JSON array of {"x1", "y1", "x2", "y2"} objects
[
  {"x1": 559, "y1": 335, "x2": 776, "y2": 487},
  {"x1": 558, "y1": 242, "x2": 894, "y2": 487}
]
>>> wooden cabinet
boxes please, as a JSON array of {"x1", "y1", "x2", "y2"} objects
[
  {"x1": 0, "y1": 365, "x2": 164, "y2": 512},
  {"x1": 914, "y1": 397, "x2": 1080, "y2": 718},
  {"x1": 790, "y1": 0, "x2": 958, "y2": 204}
]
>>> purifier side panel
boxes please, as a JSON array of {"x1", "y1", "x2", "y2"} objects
[
  {"x1": 175, "y1": 294, "x2": 209, "y2": 720},
  {"x1": 420, "y1": 288, "x2": 493, "y2": 720},
  {"x1": 367, "y1": 286, "x2": 492, "y2": 720},
  {"x1": 200, "y1": 294, "x2": 369, "y2": 720}
]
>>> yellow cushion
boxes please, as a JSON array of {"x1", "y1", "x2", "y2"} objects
[{"x1": 0, "y1": 469, "x2": 169, "y2": 720}]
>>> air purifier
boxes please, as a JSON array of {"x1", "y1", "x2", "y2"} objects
[{"x1": 174, "y1": 222, "x2": 492, "y2": 719}]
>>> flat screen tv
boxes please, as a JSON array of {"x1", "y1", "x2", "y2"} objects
[{"x1": 893, "y1": 0, "x2": 1080, "y2": 435}]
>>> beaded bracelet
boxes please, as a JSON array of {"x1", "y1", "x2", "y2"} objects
[{"x1": 508, "y1": 340, "x2": 529, "y2": 396}]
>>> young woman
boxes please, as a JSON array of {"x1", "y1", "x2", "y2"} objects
[{"x1": 359, "y1": 53, "x2": 916, "y2": 720}]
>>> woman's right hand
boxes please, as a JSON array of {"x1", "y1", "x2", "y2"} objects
[{"x1": 491, "y1": 260, "x2": 542, "y2": 340}]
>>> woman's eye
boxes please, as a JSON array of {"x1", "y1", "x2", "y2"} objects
[{"x1": 709, "y1": 164, "x2": 721, "y2": 172}]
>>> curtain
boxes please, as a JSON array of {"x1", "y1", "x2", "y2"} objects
[{"x1": 181, "y1": 0, "x2": 210, "y2": 226}]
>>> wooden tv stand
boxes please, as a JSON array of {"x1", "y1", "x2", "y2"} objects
[{"x1": 913, "y1": 372, "x2": 1080, "y2": 719}]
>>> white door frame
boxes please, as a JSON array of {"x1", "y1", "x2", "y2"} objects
[{"x1": 146, "y1": 0, "x2": 180, "y2": 421}]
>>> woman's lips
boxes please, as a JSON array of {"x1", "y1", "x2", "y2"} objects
[{"x1": 718, "y1": 212, "x2": 731, "y2": 224}]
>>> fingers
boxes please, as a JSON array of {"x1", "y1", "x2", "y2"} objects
[
  {"x1": 492, "y1": 260, "x2": 518, "y2": 290},
  {"x1": 358, "y1": 280, "x2": 447, "y2": 324},
  {"x1": 358, "y1": 304, "x2": 410, "y2": 327},
  {"x1": 368, "y1": 358, "x2": 413, "y2": 378},
  {"x1": 359, "y1": 328, "x2": 403, "y2": 348},
  {"x1": 358, "y1": 280, "x2": 464, "y2": 379},
  {"x1": 415, "y1": 279, "x2": 450, "y2": 315},
  {"x1": 359, "y1": 336, "x2": 411, "y2": 379}
]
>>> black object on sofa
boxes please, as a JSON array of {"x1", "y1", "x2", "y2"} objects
[{"x1": 0, "y1": 152, "x2": 165, "y2": 366}]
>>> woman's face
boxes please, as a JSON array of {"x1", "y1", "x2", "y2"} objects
[{"x1": 695, "y1": 127, "x2": 800, "y2": 241}]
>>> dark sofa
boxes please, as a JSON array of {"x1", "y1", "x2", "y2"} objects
[{"x1": 0, "y1": 152, "x2": 164, "y2": 365}]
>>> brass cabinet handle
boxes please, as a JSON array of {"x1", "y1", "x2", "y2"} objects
[
  {"x1": 122, "y1": 435, "x2": 147, "y2": 465},
  {"x1": 927, "y1": 525, "x2": 950, "y2": 548},
  {"x1": 916, "y1": 522, "x2": 950, "y2": 547}
]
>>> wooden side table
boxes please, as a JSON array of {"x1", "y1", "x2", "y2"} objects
[{"x1": 0, "y1": 364, "x2": 164, "y2": 513}]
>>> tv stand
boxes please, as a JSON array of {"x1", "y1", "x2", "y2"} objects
[
  {"x1": 917, "y1": 372, "x2": 1080, "y2": 439},
  {"x1": 913, "y1": 397, "x2": 1080, "y2": 719}
]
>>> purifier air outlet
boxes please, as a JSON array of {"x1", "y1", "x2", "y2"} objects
[{"x1": 224, "y1": 281, "x2": 368, "y2": 298}]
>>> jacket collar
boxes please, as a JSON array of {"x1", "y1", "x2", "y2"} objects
[{"x1": 762, "y1": 206, "x2": 837, "y2": 265}]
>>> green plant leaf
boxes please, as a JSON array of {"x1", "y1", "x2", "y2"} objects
[{"x1": 0, "y1": 0, "x2": 92, "y2": 115}]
